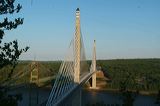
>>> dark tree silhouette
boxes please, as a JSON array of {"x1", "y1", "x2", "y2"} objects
[
  {"x1": 0, "y1": 0, "x2": 29, "y2": 74},
  {"x1": 0, "y1": 0, "x2": 29, "y2": 105}
]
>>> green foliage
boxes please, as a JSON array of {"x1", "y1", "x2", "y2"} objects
[
  {"x1": 0, "y1": 61, "x2": 61, "y2": 85},
  {"x1": 97, "y1": 59, "x2": 160, "y2": 105},
  {"x1": 97, "y1": 59, "x2": 160, "y2": 91},
  {"x1": 0, "y1": 0, "x2": 29, "y2": 71},
  {"x1": 0, "y1": 0, "x2": 29, "y2": 105},
  {"x1": 1, "y1": 59, "x2": 159, "y2": 92}
]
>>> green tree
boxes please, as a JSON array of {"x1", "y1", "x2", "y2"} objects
[
  {"x1": 0, "y1": 0, "x2": 29, "y2": 71},
  {"x1": 0, "y1": 0, "x2": 29, "y2": 105}
]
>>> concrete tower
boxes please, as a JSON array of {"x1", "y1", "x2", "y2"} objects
[
  {"x1": 92, "y1": 40, "x2": 97, "y2": 88},
  {"x1": 74, "y1": 8, "x2": 81, "y2": 83}
]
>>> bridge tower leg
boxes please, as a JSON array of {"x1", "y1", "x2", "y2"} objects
[
  {"x1": 74, "y1": 8, "x2": 81, "y2": 83},
  {"x1": 29, "y1": 61, "x2": 39, "y2": 106},
  {"x1": 30, "y1": 62, "x2": 39, "y2": 84},
  {"x1": 91, "y1": 40, "x2": 96, "y2": 88}
]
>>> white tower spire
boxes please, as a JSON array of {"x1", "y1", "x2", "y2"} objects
[
  {"x1": 92, "y1": 40, "x2": 97, "y2": 88},
  {"x1": 74, "y1": 8, "x2": 81, "y2": 83}
]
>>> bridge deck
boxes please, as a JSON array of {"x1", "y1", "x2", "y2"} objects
[{"x1": 48, "y1": 71, "x2": 96, "y2": 106}]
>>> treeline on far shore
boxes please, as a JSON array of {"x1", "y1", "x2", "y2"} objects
[
  {"x1": 0, "y1": 59, "x2": 160, "y2": 92},
  {"x1": 97, "y1": 59, "x2": 160, "y2": 92}
]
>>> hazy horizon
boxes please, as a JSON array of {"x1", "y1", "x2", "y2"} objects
[{"x1": 19, "y1": 58, "x2": 160, "y2": 62}]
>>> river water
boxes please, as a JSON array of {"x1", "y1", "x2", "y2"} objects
[
  {"x1": 9, "y1": 86, "x2": 158, "y2": 106},
  {"x1": 82, "y1": 89, "x2": 157, "y2": 106}
]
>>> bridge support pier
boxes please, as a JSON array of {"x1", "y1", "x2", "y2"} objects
[
  {"x1": 91, "y1": 40, "x2": 97, "y2": 89},
  {"x1": 92, "y1": 73, "x2": 96, "y2": 88}
]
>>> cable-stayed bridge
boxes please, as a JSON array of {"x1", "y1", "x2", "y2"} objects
[
  {"x1": 46, "y1": 8, "x2": 97, "y2": 106},
  {"x1": 2, "y1": 8, "x2": 98, "y2": 106}
]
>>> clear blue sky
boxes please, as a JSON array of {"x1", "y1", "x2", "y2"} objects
[{"x1": 3, "y1": 0, "x2": 160, "y2": 60}]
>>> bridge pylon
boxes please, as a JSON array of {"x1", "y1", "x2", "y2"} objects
[
  {"x1": 74, "y1": 8, "x2": 81, "y2": 83},
  {"x1": 46, "y1": 8, "x2": 97, "y2": 105},
  {"x1": 30, "y1": 61, "x2": 39, "y2": 84},
  {"x1": 91, "y1": 40, "x2": 97, "y2": 88}
]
